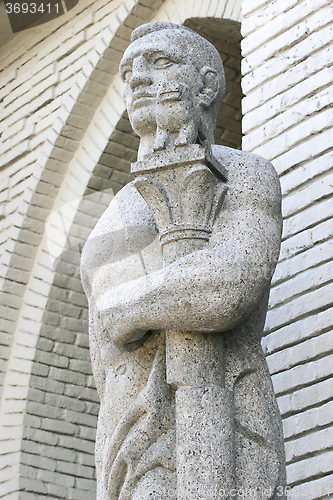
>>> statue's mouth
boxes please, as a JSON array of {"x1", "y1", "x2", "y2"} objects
[{"x1": 132, "y1": 91, "x2": 155, "y2": 109}]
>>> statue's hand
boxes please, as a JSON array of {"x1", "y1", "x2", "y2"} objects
[
  {"x1": 154, "y1": 81, "x2": 198, "y2": 150},
  {"x1": 95, "y1": 281, "x2": 151, "y2": 350}
]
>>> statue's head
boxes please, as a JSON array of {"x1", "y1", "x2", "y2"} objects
[{"x1": 120, "y1": 22, "x2": 225, "y2": 147}]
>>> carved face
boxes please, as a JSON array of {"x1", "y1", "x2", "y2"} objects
[{"x1": 120, "y1": 30, "x2": 204, "y2": 137}]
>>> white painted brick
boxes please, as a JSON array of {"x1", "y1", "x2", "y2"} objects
[
  {"x1": 21, "y1": 475, "x2": 59, "y2": 493},
  {"x1": 77, "y1": 452, "x2": 95, "y2": 470},
  {"x1": 0, "y1": 478, "x2": 19, "y2": 498},
  {"x1": 58, "y1": 434, "x2": 94, "y2": 454},
  {"x1": 0, "y1": 291, "x2": 23, "y2": 309},
  {"x1": 10, "y1": 344, "x2": 36, "y2": 362},
  {"x1": 23, "y1": 427, "x2": 58, "y2": 447},
  {"x1": 64, "y1": 385, "x2": 99, "y2": 404},
  {"x1": 73, "y1": 12, "x2": 95, "y2": 36},
  {"x1": 34, "y1": 350, "x2": 69, "y2": 369},
  {"x1": 85, "y1": 401, "x2": 99, "y2": 417},
  {"x1": 252, "y1": 108, "x2": 333, "y2": 161},
  {"x1": 273, "y1": 239, "x2": 333, "y2": 286},
  {"x1": 242, "y1": 0, "x2": 298, "y2": 36},
  {"x1": 274, "y1": 128, "x2": 333, "y2": 176},
  {"x1": 55, "y1": 461, "x2": 94, "y2": 479},
  {"x1": 277, "y1": 377, "x2": 333, "y2": 417},
  {"x1": 37, "y1": 29, "x2": 78, "y2": 63},
  {"x1": 282, "y1": 171, "x2": 333, "y2": 219},
  {"x1": 29, "y1": 440, "x2": 77, "y2": 464},
  {"x1": 3, "y1": 76, "x2": 58, "y2": 121},
  {"x1": 63, "y1": 409, "x2": 97, "y2": 429},
  {"x1": 67, "y1": 487, "x2": 96, "y2": 500},
  {"x1": 0, "y1": 68, "x2": 17, "y2": 89},
  {"x1": 243, "y1": 0, "x2": 332, "y2": 59},
  {"x1": 1, "y1": 367, "x2": 31, "y2": 388},
  {"x1": 266, "y1": 286, "x2": 332, "y2": 337},
  {"x1": 243, "y1": 84, "x2": 333, "y2": 150},
  {"x1": 1, "y1": 141, "x2": 32, "y2": 169},
  {"x1": 21, "y1": 454, "x2": 54, "y2": 476},
  {"x1": 242, "y1": 24, "x2": 333, "y2": 94},
  {"x1": 68, "y1": 359, "x2": 92, "y2": 375},
  {"x1": 281, "y1": 151, "x2": 333, "y2": 196},
  {"x1": 59, "y1": 59, "x2": 87, "y2": 85},
  {"x1": 8, "y1": 355, "x2": 34, "y2": 374},
  {"x1": 4, "y1": 88, "x2": 55, "y2": 130},
  {"x1": 286, "y1": 450, "x2": 333, "y2": 486},
  {"x1": 242, "y1": 0, "x2": 275, "y2": 16},
  {"x1": 0, "y1": 464, "x2": 20, "y2": 484},
  {"x1": 0, "y1": 452, "x2": 21, "y2": 471},
  {"x1": 2, "y1": 279, "x2": 26, "y2": 297},
  {"x1": 243, "y1": 64, "x2": 333, "y2": 134},
  {"x1": 58, "y1": 41, "x2": 94, "y2": 75},
  {"x1": 283, "y1": 400, "x2": 333, "y2": 439},
  {"x1": 41, "y1": 419, "x2": 77, "y2": 438},
  {"x1": 78, "y1": 425, "x2": 96, "y2": 442},
  {"x1": 2, "y1": 398, "x2": 28, "y2": 414},
  {"x1": 94, "y1": 0, "x2": 125, "y2": 26},
  {"x1": 282, "y1": 196, "x2": 333, "y2": 240},
  {"x1": 230, "y1": 0, "x2": 242, "y2": 21},
  {"x1": 269, "y1": 259, "x2": 333, "y2": 309},
  {"x1": 1, "y1": 119, "x2": 26, "y2": 142},
  {"x1": 0, "y1": 65, "x2": 37, "y2": 101},
  {"x1": 288, "y1": 476, "x2": 333, "y2": 500},
  {"x1": 75, "y1": 477, "x2": 96, "y2": 491},
  {"x1": 3, "y1": 65, "x2": 57, "y2": 109},
  {"x1": 287, "y1": 426, "x2": 333, "y2": 467},
  {"x1": 272, "y1": 353, "x2": 333, "y2": 396},
  {"x1": 279, "y1": 217, "x2": 332, "y2": 264}
]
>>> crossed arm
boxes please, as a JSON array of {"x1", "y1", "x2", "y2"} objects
[
  {"x1": 82, "y1": 153, "x2": 282, "y2": 353},
  {"x1": 94, "y1": 210, "x2": 281, "y2": 350}
]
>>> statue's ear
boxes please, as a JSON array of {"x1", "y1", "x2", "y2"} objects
[{"x1": 198, "y1": 66, "x2": 220, "y2": 108}]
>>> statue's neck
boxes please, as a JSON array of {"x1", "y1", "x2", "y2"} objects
[{"x1": 137, "y1": 135, "x2": 156, "y2": 160}]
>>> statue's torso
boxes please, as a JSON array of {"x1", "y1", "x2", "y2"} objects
[{"x1": 81, "y1": 146, "x2": 286, "y2": 499}]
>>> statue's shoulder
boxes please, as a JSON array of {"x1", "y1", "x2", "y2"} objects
[
  {"x1": 88, "y1": 182, "x2": 158, "y2": 240},
  {"x1": 212, "y1": 145, "x2": 282, "y2": 213},
  {"x1": 81, "y1": 182, "x2": 158, "y2": 284},
  {"x1": 212, "y1": 144, "x2": 279, "y2": 183}
]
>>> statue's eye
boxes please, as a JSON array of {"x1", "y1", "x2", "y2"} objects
[
  {"x1": 122, "y1": 69, "x2": 132, "y2": 82},
  {"x1": 153, "y1": 57, "x2": 172, "y2": 68}
]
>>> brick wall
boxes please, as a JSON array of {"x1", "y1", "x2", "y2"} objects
[{"x1": 241, "y1": 0, "x2": 333, "y2": 497}]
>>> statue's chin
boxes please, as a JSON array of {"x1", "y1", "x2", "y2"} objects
[
  {"x1": 132, "y1": 468, "x2": 176, "y2": 500},
  {"x1": 129, "y1": 106, "x2": 157, "y2": 138}
]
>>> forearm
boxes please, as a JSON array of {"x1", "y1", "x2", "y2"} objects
[
  {"x1": 88, "y1": 304, "x2": 106, "y2": 397},
  {"x1": 95, "y1": 242, "x2": 275, "y2": 348}
]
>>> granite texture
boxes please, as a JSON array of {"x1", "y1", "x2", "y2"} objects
[{"x1": 81, "y1": 22, "x2": 286, "y2": 500}]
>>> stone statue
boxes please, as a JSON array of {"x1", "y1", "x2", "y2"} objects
[{"x1": 81, "y1": 22, "x2": 286, "y2": 500}]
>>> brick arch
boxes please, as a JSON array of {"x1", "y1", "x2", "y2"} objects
[{"x1": 0, "y1": 1, "x2": 243, "y2": 498}]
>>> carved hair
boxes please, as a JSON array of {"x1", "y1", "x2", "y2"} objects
[{"x1": 131, "y1": 22, "x2": 226, "y2": 142}]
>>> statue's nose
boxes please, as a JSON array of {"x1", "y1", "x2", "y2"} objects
[{"x1": 130, "y1": 56, "x2": 153, "y2": 90}]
